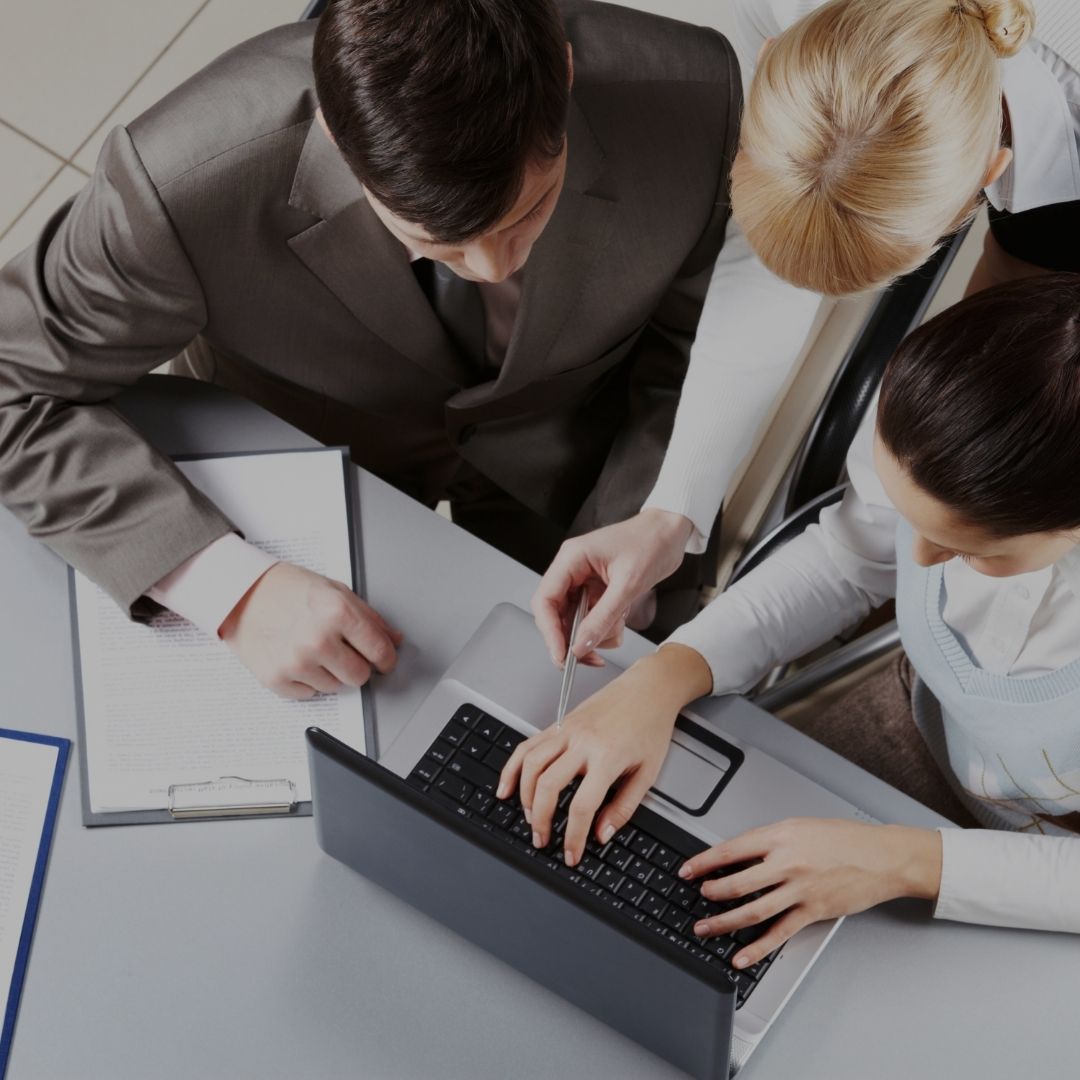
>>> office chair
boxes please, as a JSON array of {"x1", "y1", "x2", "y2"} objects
[{"x1": 301, "y1": 0, "x2": 328, "y2": 20}]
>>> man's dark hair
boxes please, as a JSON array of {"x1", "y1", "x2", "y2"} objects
[
  {"x1": 313, "y1": 0, "x2": 569, "y2": 244},
  {"x1": 878, "y1": 273, "x2": 1080, "y2": 539}
]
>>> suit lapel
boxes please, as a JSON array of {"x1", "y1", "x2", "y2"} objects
[
  {"x1": 455, "y1": 99, "x2": 618, "y2": 407},
  {"x1": 287, "y1": 120, "x2": 470, "y2": 386}
]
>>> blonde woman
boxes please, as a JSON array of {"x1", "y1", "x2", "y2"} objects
[
  {"x1": 733, "y1": 0, "x2": 1080, "y2": 295},
  {"x1": 536, "y1": 0, "x2": 1080, "y2": 668}
]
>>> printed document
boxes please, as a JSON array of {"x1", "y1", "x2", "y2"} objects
[{"x1": 72, "y1": 450, "x2": 367, "y2": 813}]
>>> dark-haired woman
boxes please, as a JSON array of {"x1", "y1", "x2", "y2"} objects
[{"x1": 498, "y1": 274, "x2": 1080, "y2": 968}]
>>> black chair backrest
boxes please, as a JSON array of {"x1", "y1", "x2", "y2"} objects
[
  {"x1": 785, "y1": 226, "x2": 970, "y2": 515},
  {"x1": 301, "y1": 0, "x2": 328, "y2": 20}
]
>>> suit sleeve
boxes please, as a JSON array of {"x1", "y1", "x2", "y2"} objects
[{"x1": 0, "y1": 126, "x2": 235, "y2": 614}]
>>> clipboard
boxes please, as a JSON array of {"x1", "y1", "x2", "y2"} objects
[
  {"x1": 68, "y1": 446, "x2": 377, "y2": 827},
  {"x1": 0, "y1": 729, "x2": 69, "y2": 1080}
]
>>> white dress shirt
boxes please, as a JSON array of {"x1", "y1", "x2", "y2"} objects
[{"x1": 669, "y1": 404, "x2": 1080, "y2": 933}]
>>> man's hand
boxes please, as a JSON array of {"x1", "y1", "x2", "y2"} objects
[
  {"x1": 219, "y1": 562, "x2": 403, "y2": 699},
  {"x1": 532, "y1": 509, "x2": 695, "y2": 665}
]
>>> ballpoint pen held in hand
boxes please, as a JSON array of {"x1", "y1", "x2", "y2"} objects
[{"x1": 555, "y1": 590, "x2": 589, "y2": 731}]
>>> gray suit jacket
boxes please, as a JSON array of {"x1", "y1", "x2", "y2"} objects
[{"x1": 0, "y1": 1, "x2": 739, "y2": 613}]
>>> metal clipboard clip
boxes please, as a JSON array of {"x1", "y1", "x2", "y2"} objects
[{"x1": 167, "y1": 776, "x2": 298, "y2": 819}]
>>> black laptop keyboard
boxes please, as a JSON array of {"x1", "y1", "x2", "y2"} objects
[{"x1": 406, "y1": 704, "x2": 780, "y2": 1008}]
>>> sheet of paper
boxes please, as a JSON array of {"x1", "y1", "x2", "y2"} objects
[
  {"x1": 74, "y1": 449, "x2": 367, "y2": 813},
  {"x1": 0, "y1": 737, "x2": 59, "y2": 1031}
]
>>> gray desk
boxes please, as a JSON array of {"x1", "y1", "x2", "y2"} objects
[{"x1": 3, "y1": 376, "x2": 1076, "y2": 1079}]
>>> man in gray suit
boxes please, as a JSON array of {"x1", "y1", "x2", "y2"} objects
[{"x1": 0, "y1": 0, "x2": 739, "y2": 697}]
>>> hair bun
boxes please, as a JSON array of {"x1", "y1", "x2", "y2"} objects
[{"x1": 958, "y1": 0, "x2": 1035, "y2": 59}]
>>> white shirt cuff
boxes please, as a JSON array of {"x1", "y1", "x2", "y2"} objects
[
  {"x1": 146, "y1": 533, "x2": 278, "y2": 638},
  {"x1": 934, "y1": 827, "x2": 1080, "y2": 933}
]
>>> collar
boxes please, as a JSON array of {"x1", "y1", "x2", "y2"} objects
[{"x1": 987, "y1": 43, "x2": 1080, "y2": 213}]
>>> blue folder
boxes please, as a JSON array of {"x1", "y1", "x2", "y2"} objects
[{"x1": 0, "y1": 729, "x2": 69, "y2": 1080}]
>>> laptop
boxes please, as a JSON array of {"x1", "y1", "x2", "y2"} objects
[{"x1": 308, "y1": 603, "x2": 874, "y2": 1077}]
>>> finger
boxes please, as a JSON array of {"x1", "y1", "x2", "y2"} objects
[
  {"x1": 563, "y1": 768, "x2": 613, "y2": 866},
  {"x1": 693, "y1": 885, "x2": 796, "y2": 940},
  {"x1": 732, "y1": 909, "x2": 810, "y2": 970},
  {"x1": 497, "y1": 735, "x2": 532, "y2": 800},
  {"x1": 700, "y1": 862, "x2": 783, "y2": 903},
  {"x1": 593, "y1": 766, "x2": 653, "y2": 847},
  {"x1": 578, "y1": 651, "x2": 606, "y2": 668},
  {"x1": 296, "y1": 665, "x2": 344, "y2": 696},
  {"x1": 531, "y1": 550, "x2": 582, "y2": 665},
  {"x1": 275, "y1": 679, "x2": 318, "y2": 701},
  {"x1": 573, "y1": 577, "x2": 637, "y2": 659},
  {"x1": 678, "y1": 829, "x2": 775, "y2": 880},
  {"x1": 529, "y1": 752, "x2": 584, "y2": 848},
  {"x1": 340, "y1": 611, "x2": 399, "y2": 675},
  {"x1": 519, "y1": 736, "x2": 568, "y2": 821},
  {"x1": 320, "y1": 638, "x2": 374, "y2": 688}
]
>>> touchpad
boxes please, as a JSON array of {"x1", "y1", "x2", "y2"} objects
[{"x1": 651, "y1": 723, "x2": 738, "y2": 816}]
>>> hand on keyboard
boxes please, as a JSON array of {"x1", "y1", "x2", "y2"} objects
[{"x1": 496, "y1": 643, "x2": 712, "y2": 865}]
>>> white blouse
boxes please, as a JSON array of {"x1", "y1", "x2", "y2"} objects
[{"x1": 668, "y1": 403, "x2": 1080, "y2": 934}]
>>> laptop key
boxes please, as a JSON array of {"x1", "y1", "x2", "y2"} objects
[
  {"x1": 462, "y1": 733, "x2": 492, "y2": 759},
  {"x1": 615, "y1": 879, "x2": 648, "y2": 905},
  {"x1": 483, "y1": 746, "x2": 510, "y2": 773},
  {"x1": 670, "y1": 883, "x2": 700, "y2": 910},
  {"x1": 475, "y1": 714, "x2": 504, "y2": 743},
  {"x1": 595, "y1": 865, "x2": 623, "y2": 893},
  {"x1": 649, "y1": 869, "x2": 676, "y2": 896},
  {"x1": 441, "y1": 721, "x2": 470, "y2": 747},
  {"x1": 497, "y1": 729, "x2": 525, "y2": 753},
  {"x1": 649, "y1": 844, "x2": 681, "y2": 872},
  {"x1": 426, "y1": 740, "x2": 455, "y2": 765},
  {"x1": 577, "y1": 855, "x2": 605, "y2": 879},
  {"x1": 447, "y1": 755, "x2": 500, "y2": 793},
  {"x1": 626, "y1": 857, "x2": 654, "y2": 885},
  {"x1": 628, "y1": 832, "x2": 657, "y2": 859},
  {"x1": 661, "y1": 907, "x2": 691, "y2": 934},
  {"x1": 467, "y1": 790, "x2": 494, "y2": 815},
  {"x1": 487, "y1": 802, "x2": 516, "y2": 829},
  {"x1": 603, "y1": 844, "x2": 634, "y2": 872},
  {"x1": 434, "y1": 775, "x2": 474, "y2": 804},
  {"x1": 705, "y1": 936, "x2": 737, "y2": 961},
  {"x1": 412, "y1": 759, "x2": 441, "y2": 784},
  {"x1": 638, "y1": 890, "x2": 668, "y2": 920},
  {"x1": 405, "y1": 773, "x2": 430, "y2": 793},
  {"x1": 452, "y1": 704, "x2": 484, "y2": 730},
  {"x1": 613, "y1": 824, "x2": 636, "y2": 847}
]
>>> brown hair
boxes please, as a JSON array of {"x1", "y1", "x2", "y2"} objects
[
  {"x1": 879, "y1": 274, "x2": 1080, "y2": 538},
  {"x1": 313, "y1": 0, "x2": 569, "y2": 243},
  {"x1": 732, "y1": 0, "x2": 1034, "y2": 296}
]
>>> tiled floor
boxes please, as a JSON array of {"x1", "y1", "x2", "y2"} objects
[
  {"x1": 0, "y1": 0, "x2": 738, "y2": 269},
  {"x1": 0, "y1": 0, "x2": 301, "y2": 267}
]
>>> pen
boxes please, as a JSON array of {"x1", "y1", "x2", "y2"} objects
[{"x1": 556, "y1": 590, "x2": 589, "y2": 731}]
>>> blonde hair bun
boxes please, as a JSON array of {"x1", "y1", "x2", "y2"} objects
[{"x1": 958, "y1": 0, "x2": 1035, "y2": 59}]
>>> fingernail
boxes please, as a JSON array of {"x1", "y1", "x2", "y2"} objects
[
  {"x1": 583, "y1": 639, "x2": 595, "y2": 649},
  {"x1": 600, "y1": 823, "x2": 615, "y2": 844},
  {"x1": 496, "y1": 783, "x2": 507, "y2": 799},
  {"x1": 734, "y1": 955, "x2": 749, "y2": 969},
  {"x1": 523, "y1": 807, "x2": 531, "y2": 824},
  {"x1": 694, "y1": 922, "x2": 708, "y2": 936},
  {"x1": 564, "y1": 849, "x2": 576, "y2": 866},
  {"x1": 532, "y1": 832, "x2": 542, "y2": 848},
  {"x1": 551, "y1": 652, "x2": 561, "y2": 667},
  {"x1": 678, "y1": 863, "x2": 692, "y2": 879}
]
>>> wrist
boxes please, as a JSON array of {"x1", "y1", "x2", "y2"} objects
[
  {"x1": 884, "y1": 825, "x2": 942, "y2": 901},
  {"x1": 639, "y1": 508, "x2": 695, "y2": 549},
  {"x1": 630, "y1": 644, "x2": 714, "y2": 714}
]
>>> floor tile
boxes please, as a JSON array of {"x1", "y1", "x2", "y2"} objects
[
  {"x1": 0, "y1": 0, "x2": 207, "y2": 159},
  {"x1": 0, "y1": 124, "x2": 64, "y2": 235},
  {"x1": 0, "y1": 167, "x2": 88, "y2": 268},
  {"x1": 75, "y1": 0, "x2": 305, "y2": 172}
]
